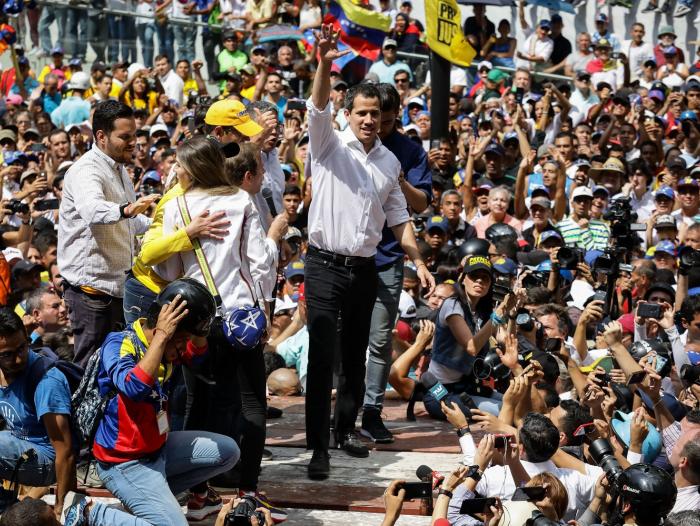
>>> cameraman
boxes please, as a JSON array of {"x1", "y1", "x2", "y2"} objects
[{"x1": 580, "y1": 464, "x2": 677, "y2": 526}]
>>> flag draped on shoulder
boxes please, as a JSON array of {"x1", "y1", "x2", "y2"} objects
[
  {"x1": 424, "y1": 0, "x2": 476, "y2": 67},
  {"x1": 323, "y1": 0, "x2": 392, "y2": 61}
]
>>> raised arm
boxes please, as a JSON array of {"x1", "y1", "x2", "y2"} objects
[
  {"x1": 514, "y1": 150, "x2": 535, "y2": 220},
  {"x1": 311, "y1": 24, "x2": 349, "y2": 110}
]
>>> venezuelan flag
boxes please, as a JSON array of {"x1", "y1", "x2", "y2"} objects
[{"x1": 324, "y1": 0, "x2": 392, "y2": 61}]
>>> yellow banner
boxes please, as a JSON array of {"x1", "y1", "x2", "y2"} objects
[{"x1": 425, "y1": 0, "x2": 476, "y2": 67}]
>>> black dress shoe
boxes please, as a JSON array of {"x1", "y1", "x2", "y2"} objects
[
  {"x1": 360, "y1": 408, "x2": 394, "y2": 444},
  {"x1": 308, "y1": 449, "x2": 330, "y2": 480},
  {"x1": 336, "y1": 431, "x2": 369, "y2": 458},
  {"x1": 267, "y1": 406, "x2": 283, "y2": 419}
]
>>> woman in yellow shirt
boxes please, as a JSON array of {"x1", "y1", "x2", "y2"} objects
[
  {"x1": 123, "y1": 139, "x2": 232, "y2": 324},
  {"x1": 119, "y1": 69, "x2": 163, "y2": 114}
]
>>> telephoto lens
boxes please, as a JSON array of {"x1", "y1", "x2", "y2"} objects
[{"x1": 588, "y1": 438, "x2": 623, "y2": 484}]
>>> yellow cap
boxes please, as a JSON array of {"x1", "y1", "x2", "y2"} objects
[{"x1": 205, "y1": 99, "x2": 264, "y2": 137}]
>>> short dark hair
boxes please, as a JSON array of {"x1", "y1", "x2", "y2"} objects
[
  {"x1": 378, "y1": 83, "x2": 401, "y2": 113},
  {"x1": 0, "y1": 497, "x2": 56, "y2": 526},
  {"x1": 681, "y1": 439, "x2": 700, "y2": 483},
  {"x1": 283, "y1": 184, "x2": 301, "y2": 197},
  {"x1": 154, "y1": 54, "x2": 170, "y2": 64},
  {"x1": 0, "y1": 307, "x2": 26, "y2": 338},
  {"x1": 526, "y1": 286, "x2": 551, "y2": 307},
  {"x1": 681, "y1": 295, "x2": 700, "y2": 324},
  {"x1": 519, "y1": 413, "x2": 560, "y2": 462},
  {"x1": 534, "y1": 303, "x2": 572, "y2": 337},
  {"x1": 176, "y1": 59, "x2": 190, "y2": 67},
  {"x1": 48, "y1": 128, "x2": 69, "y2": 143},
  {"x1": 225, "y1": 142, "x2": 259, "y2": 186},
  {"x1": 92, "y1": 100, "x2": 134, "y2": 137},
  {"x1": 345, "y1": 82, "x2": 380, "y2": 112},
  {"x1": 34, "y1": 232, "x2": 57, "y2": 256},
  {"x1": 559, "y1": 400, "x2": 593, "y2": 446}
]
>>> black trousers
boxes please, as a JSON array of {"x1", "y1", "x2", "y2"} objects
[
  {"x1": 183, "y1": 326, "x2": 266, "y2": 492},
  {"x1": 64, "y1": 285, "x2": 124, "y2": 367},
  {"x1": 304, "y1": 249, "x2": 378, "y2": 452}
]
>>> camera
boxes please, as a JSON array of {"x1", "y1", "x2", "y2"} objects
[
  {"x1": 473, "y1": 349, "x2": 511, "y2": 381},
  {"x1": 602, "y1": 196, "x2": 645, "y2": 249},
  {"x1": 7, "y1": 199, "x2": 30, "y2": 215},
  {"x1": 522, "y1": 270, "x2": 549, "y2": 289},
  {"x1": 492, "y1": 273, "x2": 512, "y2": 306},
  {"x1": 224, "y1": 496, "x2": 265, "y2": 526},
  {"x1": 558, "y1": 247, "x2": 585, "y2": 270},
  {"x1": 679, "y1": 246, "x2": 700, "y2": 274},
  {"x1": 589, "y1": 438, "x2": 623, "y2": 484},
  {"x1": 679, "y1": 364, "x2": 700, "y2": 386}
]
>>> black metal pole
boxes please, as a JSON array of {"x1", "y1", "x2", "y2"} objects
[{"x1": 430, "y1": 50, "x2": 451, "y2": 140}]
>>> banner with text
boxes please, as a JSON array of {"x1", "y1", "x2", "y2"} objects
[{"x1": 425, "y1": 0, "x2": 476, "y2": 67}]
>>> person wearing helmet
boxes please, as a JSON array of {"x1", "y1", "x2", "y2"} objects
[
  {"x1": 74, "y1": 279, "x2": 241, "y2": 526},
  {"x1": 49, "y1": 71, "x2": 91, "y2": 128}
]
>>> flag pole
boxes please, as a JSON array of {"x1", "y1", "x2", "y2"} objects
[{"x1": 430, "y1": 50, "x2": 451, "y2": 140}]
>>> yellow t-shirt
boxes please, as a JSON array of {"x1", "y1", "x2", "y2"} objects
[
  {"x1": 183, "y1": 78, "x2": 198, "y2": 98},
  {"x1": 131, "y1": 184, "x2": 193, "y2": 293},
  {"x1": 240, "y1": 85, "x2": 255, "y2": 101},
  {"x1": 123, "y1": 90, "x2": 159, "y2": 114},
  {"x1": 38, "y1": 65, "x2": 72, "y2": 84}
]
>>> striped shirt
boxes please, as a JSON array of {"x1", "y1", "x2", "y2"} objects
[{"x1": 556, "y1": 217, "x2": 610, "y2": 250}]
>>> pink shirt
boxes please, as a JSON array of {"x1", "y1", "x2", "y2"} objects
[{"x1": 473, "y1": 214, "x2": 523, "y2": 239}]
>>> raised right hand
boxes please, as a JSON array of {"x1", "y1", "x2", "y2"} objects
[{"x1": 313, "y1": 24, "x2": 351, "y2": 63}]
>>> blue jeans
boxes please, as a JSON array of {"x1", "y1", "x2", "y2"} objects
[
  {"x1": 137, "y1": 23, "x2": 156, "y2": 68},
  {"x1": 38, "y1": 5, "x2": 66, "y2": 53},
  {"x1": 0, "y1": 431, "x2": 55, "y2": 487},
  {"x1": 108, "y1": 15, "x2": 137, "y2": 63},
  {"x1": 65, "y1": 8, "x2": 87, "y2": 59},
  {"x1": 123, "y1": 275, "x2": 158, "y2": 325},
  {"x1": 155, "y1": 22, "x2": 174, "y2": 64},
  {"x1": 363, "y1": 259, "x2": 403, "y2": 409},
  {"x1": 95, "y1": 431, "x2": 239, "y2": 526},
  {"x1": 172, "y1": 23, "x2": 196, "y2": 63}
]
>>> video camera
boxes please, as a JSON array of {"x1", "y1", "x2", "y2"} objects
[
  {"x1": 679, "y1": 246, "x2": 700, "y2": 275},
  {"x1": 602, "y1": 196, "x2": 646, "y2": 250},
  {"x1": 492, "y1": 272, "x2": 512, "y2": 306},
  {"x1": 558, "y1": 247, "x2": 585, "y2": 270}
]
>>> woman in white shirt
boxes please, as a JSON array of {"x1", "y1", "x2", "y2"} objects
[{"x1": 157, "y1": 138, "x2": 286, "y2": 498}]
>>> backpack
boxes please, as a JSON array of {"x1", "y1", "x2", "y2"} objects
[
  {"x1": 26, "y1": 347, "x2": 84, "y2": 394},
  {"x1": 70, "y1": 348, "x2": 116, "y2": 451}
]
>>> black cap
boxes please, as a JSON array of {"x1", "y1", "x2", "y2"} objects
[
  {"x1": 643, "y1": 282, "x2": 675, "y2": 302},
  {"x1": 11, "y1": 260, "x2": 44, "y2": 277}
]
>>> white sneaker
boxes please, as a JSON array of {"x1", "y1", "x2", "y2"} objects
[
  {"x1": 674, "y1": 0, "x2": 692, "y2": 15},
  {"x1": 61, "y1": 491, "x2": 90, "y2": 526}
]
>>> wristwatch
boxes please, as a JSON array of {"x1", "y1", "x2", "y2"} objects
[
  {"x1": 466, "y1": 464, "x2": 483, "y2": 482},
  {"x1": 437, "y1": 488, "x2": 453, "y2": 499},
  {"x1": 119, "y1": 202, "x2": 131, "y2": 218},
  {"x1": 456, "y1": 425, "x2": 470, "y2": 438}
]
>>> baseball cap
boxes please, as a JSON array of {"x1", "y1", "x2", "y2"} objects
[
  {"x1": 503, "y1": 131, "x2": 518, "y2": 144},
  {"x1": 240, "y1": 64, "x2": 257, "y2": 76},
  {"x1": 648, "y1": 90, "x2": 665, "y2": 103},
  {"x1": 654, "y1": 240, "x2": 677, "y2": 256},
  {"x1": 19, "y1": 168, "x2": 38, "y2": 185},
  {"x1": 68, "y1": 57, "x2": 82, "y2": 67},
  {"x1": 284, "y1": 226, "x2": 302, "y2": 241},
  {"x1": 463, "y1": 255, "x2": 492, "y2": 276},
  {"x1": 612, "y1": 94, "x2": 631, "y2": 107},
  {"x1": 50, "y1": 45, "x2": 64, "y2": 55},
  {"x1": 5, "y1": 94, "x2": 23, "y2": 106},
  {"x1": 204, "y1": 99, "x2": 263, "y2": 137},
  {"x1": 2, "y1": 247, "x2": 23, "y2": 265},
  {"x1": 473, "y1": 182, "x2": 493, "y2": 196},
  {"x1": 4, "y1": 151, "x2": 26, "y2": 165},
  {"x1": 539, "y1": 230, "x2": 563, "y2": 245},
  {"x1": 530, "y1": 196, "x2": 552, "y2": 209},
  {"x1": 531, "y1": 185, "x2": 551, "y2": 198},
  {"x1": 407, "y1": 96, "x2": 424, "y2": 109},
  {"x1": 611, "y1": 411, "x2": 662, "y2": 462},
  {"x1": 576, "y1": 71, "x2": 592, "y2": 81},
  {"x1": 678, "y1": 176, "x2": 699, "y2": 189},
  {"x1": 485, "y1": 142, "x2": 505, "y2": 156},
  {"x1": 592, "y1": 185, "x2": 610, "y2": 196},
  {"x1": 654, "y1": 214, "x2": 676, "y2": 229},
  {"x1": 22, "y1": 128, "x2": 40, "y2": 140},
  {"x1": 493, "y1": 257, "x2": 517, "y2": 275},
  {"x1": 331, "y1": 79, "x2": 348, "y2": 90},
  {"x1": 662, "y1": 45, "x2": 678, "y2": 55},
  {"x1": 571, "y1": 186, "x2": 594, "y2": 200},
  {"x1": 284, "y1": 261, "x2": 305, "y2": 280},
  {"x1": 487, "y1": 68, "x2": 508, "y2": 84},
  {"x1": 595, "y1": 13, "x2": 608, "y2": 22},
  {"x1": 149, "y1": 123, "x2": 169, "y2": 138},
  {"x1": 477, "y1": 60, "x2": 493, "y2": 71},
  {"x1": 538, "y1": 19, "x2": 551, "y2": 30},
  {"x1": 668, "y1": 157, "x2": 688, "y2": 171},
  {"x1": 637, "y1": 390, "x2": 687, "y2": 421},
  {"x1": 680, "y1": 110, "x2": 698, "y2": 121},
  {"x1": 141, "y1": 170, "x2": 161, "y2": 185},
  {"x1": 644, "y1": 59, "x2": 658, "y2": 68},
  {"x1": 596, "y1": 38, "x2": 612, "y2": 49},
  {"x1": 426, "y1": 215, "x2": 448, "y2": 233},
  {"x1": 251, "y1": 44, "x2": 266, "y2": 54},
  {"x1": 11, "y1": 260, "x2": 44, "y2": 277},
  {"x1": 655, "y1": 186, "x2": 675, "y2": 200},
  {"x1": 398, "y1": 290, "x2": 417, "y2": 319},
  {"x1": 382, "y1": 38, "x2": 398, "y2": 48},
  {"x1": 575, "y1": 158, "x2": 592, "y2": 169}
]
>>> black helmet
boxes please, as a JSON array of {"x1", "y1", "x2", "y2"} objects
[
  {"x1": 148, "y1": 278, "x2": 217, "y2": 337},
  {"x1": 457, "y1": 238, "x2": 490, "y2": 261},
  {"x1": 485, "y1": 223, "x2": 518, "y2": 244},
  {"x1": 628, "y1": 339, "x2": 672, "y2": 376},
  {"x1": 618, "y1": 463, "x2": 677, "y2": 521}
]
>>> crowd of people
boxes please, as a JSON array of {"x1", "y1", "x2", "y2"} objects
[{"x1": 0, "y1": 0, "x2": 699, "y2": 525}]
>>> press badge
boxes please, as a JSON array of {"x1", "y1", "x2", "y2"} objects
[{"x1": 157, "y1": 410, "x2": 170, "y2": 435}]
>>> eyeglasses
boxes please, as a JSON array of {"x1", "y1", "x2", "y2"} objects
[{"x1": 395, "y1": 77, "x2": 409, "y2": 83}]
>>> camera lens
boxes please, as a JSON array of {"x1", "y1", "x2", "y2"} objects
[{"x1": 589, "y1": 438, "x2": 623, "y2": 483}]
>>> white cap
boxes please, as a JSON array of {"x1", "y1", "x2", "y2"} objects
[
  {"x1": 571, "y1": 186, "x2": 594, "y2": 200},
  {"x1": 149, "y1": 124, "x2": 169, "y2": 137},
  {"x1": 398, "y1": 290, "x2": 417, "y2": 319},
  {"x1": 274, "y1": 295, "x2": 297, "y2": 315},
  {"x1": 68, "y1": 71, "x2": 90, "y2": 91},
  {"x1": 477, "y1": 60, "x2": 493, "y2": 71},
  {"x1": 2, "y1": 247, "x2": 23, "y2": 264},
  {"x1": 407, "y1": 96, "x2": 424, "y2": 108},
  {"x1": 127, "y1": 63, "x2": 146, "y2": 80}
]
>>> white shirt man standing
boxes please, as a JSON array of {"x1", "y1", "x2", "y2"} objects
[
  {"x1": 304, "y1": 25, "x2": 434, "y2": 480},
  {"x1": 58, "y1": 100, "x2": 157, "y2": 366},
  {"x1": 155, "y1": 54, "x2": 184, "y2": 107}
]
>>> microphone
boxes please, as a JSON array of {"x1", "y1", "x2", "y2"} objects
[
  {"x1": 261, "y1": 188, "x2": 277, "y2": 216},
  {"x1": 416, "y1": 464, "x2": 444, "y2": 490},
  {"x1": 421, "y1": 372, "x2": 448, "y2": 401}
]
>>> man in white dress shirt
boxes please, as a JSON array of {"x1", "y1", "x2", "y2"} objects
[
  {"x1": 58, "y1": 100, "x2": 157, "y2": 366},
  {"x1": 304, "y1": 24, "x2": 434, "y2": 480}
]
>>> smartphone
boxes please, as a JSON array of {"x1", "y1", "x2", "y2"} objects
[
  {"x1": 594, "y1": 372, "x2": 612, "y2": 387},
  {"x1": 637, "y1": 303, "x2": 662, "y2": 319},
  {"x1": 493, "y1": 434, "x2": 513, "y2": 449},
  {"x1": 430, "y1": 139, "x2": 441, "y2": 150},
  {"x1": 460, "y1": 497, "x2": 498, "y2": 515},
  {"x1": 611, "y1": 52, "x2": 620, "y2": 59},
  {"x1": 187, "y1": 117, "x2": 195, "y2": 135},
  {"x1": 30, "y1": 143, "x2": 47, "y2": 152},
  {"x1": 287, "y1": 99, "x2": 306, "y2": 111},
  {"x1": 401, "y1": 482, "x2": 431, "y2": 500},
  {"x1": 34, "y1": 199, "x2": 60, "y2": 211},
  {"x1": 596, "y1": 356, "x2": 615, "y2": 373},
  {"x1": 627, "y1": 370, "x2": 647, "y2": 386},
  {"x1": 514, "y1": 87, "x2": 524, "y2": 105},
  {"x1": 428, "y1": 380, "x2": 449, "y2": 402}
]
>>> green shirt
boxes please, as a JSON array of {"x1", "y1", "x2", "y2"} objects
[
  {"x1": 557, "y1": 216, "x2": 610, "y2": 251},
  {"x1": 217, "y1": 49, "x2": 249, "y2": 90}
]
